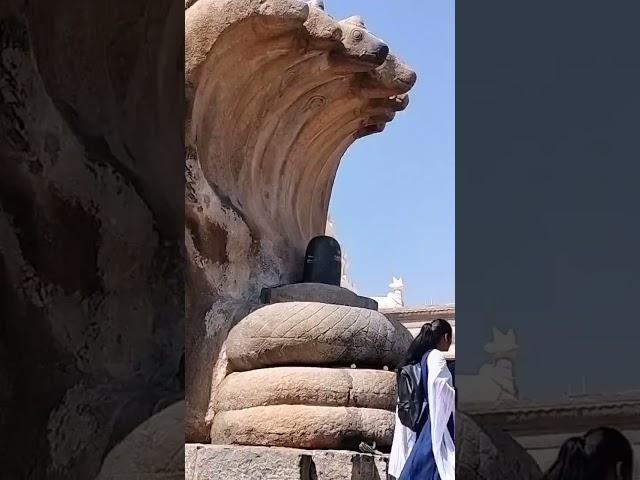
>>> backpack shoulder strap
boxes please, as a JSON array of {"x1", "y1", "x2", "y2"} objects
[{"x1": 420, "y1": 349, "x2": 432, "y2": 398}]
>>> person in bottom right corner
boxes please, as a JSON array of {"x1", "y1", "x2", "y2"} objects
[
  {"x1": 543, "y1": 427, "x2": 633, "y2": 480},
  {"x1": 396, "y1": 319, "x2": 455, "y2": 480}
]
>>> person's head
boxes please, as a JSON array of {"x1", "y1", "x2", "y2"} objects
[
  {"x1": 543, "y1": 427, "x2": 633, "y2": 480},
  {"x1": 403, "y1": 318, "x2": 453, "y2": 365}
]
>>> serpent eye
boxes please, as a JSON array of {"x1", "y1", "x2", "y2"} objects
[{"x1": 351, "y1": 29, "x2": 363, "y2": 42}]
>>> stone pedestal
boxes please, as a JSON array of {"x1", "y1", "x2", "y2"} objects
[
  {"x1": 186, "y1": 444, "x2": 388, "y2": 480},
  {"x1": 211, "y1": 285, "x2": 413, "y2": 450}
]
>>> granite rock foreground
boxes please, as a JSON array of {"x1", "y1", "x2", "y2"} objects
[
  {"x1": 89, "y1": 407, "x2": 542, "y2": 479},
  {"x1": 1, "y1": 0, "x2": 183, "y2": 476}
]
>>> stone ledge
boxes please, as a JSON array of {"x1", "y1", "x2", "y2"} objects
[
  {"x1": 186, "y1": 444, "x2": 388, "y2": 480},
  {"x1": 261, "y1": 283, "x2": 378, "y2": 311}
]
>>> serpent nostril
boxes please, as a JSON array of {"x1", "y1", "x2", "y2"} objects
[
  {"x1": 406, "y1": 70, "x2": 417, "y2": 86},
  {"x1": 377, "y1": 45, "x2": 390, "y2": 63}
]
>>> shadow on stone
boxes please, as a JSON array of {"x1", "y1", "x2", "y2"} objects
[
  {"x1": 350, "y1": 454, "x2": 381, "y2": 480},
  {"x1": 300, "y1": 454, "x2": 318, "y2": 480}
]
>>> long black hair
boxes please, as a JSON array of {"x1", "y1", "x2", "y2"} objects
[
  {"x1": 543, "y1": 427, "x2": 633, "y2": 480},
  {"x1": 403, "y1": 318, "x2": 453, "y2": 365}
]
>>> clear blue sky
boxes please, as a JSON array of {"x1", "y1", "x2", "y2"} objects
[{"x1": 327, "y1": 1, "x2": 454, "y2": 306}]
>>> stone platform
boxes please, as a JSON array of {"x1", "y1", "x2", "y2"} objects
[{"x1": 186, "y1": 444, "x2": 388, "y2": 480}]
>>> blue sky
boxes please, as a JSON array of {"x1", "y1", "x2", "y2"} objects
[{"x1": 327, "y1": 1, "x2": 454, "y2": 306}]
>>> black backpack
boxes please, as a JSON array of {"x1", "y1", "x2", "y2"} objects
[{"x1": 396, "y1": 352, "x2": 430, "y2": 432}]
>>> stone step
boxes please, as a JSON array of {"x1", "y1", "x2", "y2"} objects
[{"x1": 186, "y1": 444, "x2": 389, "y2": 480}]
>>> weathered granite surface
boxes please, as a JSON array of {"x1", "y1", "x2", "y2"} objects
[
  {"x1": 215, "y1": 367, "x2": 396, "y2": 411},
  {"x1": 211, "y1": 405, "x2": 395, "y2": 450},
  {"x1": 1, "y1": 0, "x2": 183, "y2": 477},
  {"x1": 186, "y1": 444, "x2": 388, "y2": 480},
  {"x1": 96, "y1": 402, "x2": 184, "y2": 480},
  {"x1": 261, "y1": 283, "x2": 378, "y2": 310},
  {"x1": 184, "y1": 0, "x2": 416, "y2": 440},
  {"x1": 225, "y1": 302, "x2": 413, "y2": 372}
]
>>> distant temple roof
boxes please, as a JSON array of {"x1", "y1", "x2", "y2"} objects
[
  {"x1": 466, "y1": 393, "x2": 640, "y2": 434},
  {"x1": 384, "y1": 303, "x2": 456, "y2": 360},
  {"x1": 381, "y1": 304, "x2": 456, "y2": 316}
]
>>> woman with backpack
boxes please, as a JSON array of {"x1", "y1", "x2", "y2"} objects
[
  {"x1": 542, "y1": 426, "x2": 633, "y2": 480},
  {"x1": 389, "y1": 319, "x2": 455, "y2": 480}
]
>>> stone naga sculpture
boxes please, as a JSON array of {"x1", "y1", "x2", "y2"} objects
[{"x1": 184, "y1": 0, "x2": 416, "y2": 441}]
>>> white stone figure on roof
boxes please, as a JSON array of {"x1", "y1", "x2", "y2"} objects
[{"x1": 372, "y1": 277, "x2": 405, "y2": 310}]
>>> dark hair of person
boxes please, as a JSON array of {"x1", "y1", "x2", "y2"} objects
[
  {"x1": 402, "y1": 318, "x2": 452, "y2": 365},
  {"x1": 542, "y1": 427, "x2": 633, "y2": 480}
]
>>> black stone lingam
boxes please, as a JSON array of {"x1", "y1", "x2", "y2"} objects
[{"x1": 302, "y1": 235, "x2": 341, "y2": 286}]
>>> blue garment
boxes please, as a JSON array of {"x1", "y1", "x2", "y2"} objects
[{"x1": 398, "y1": 352, "x2": 454, "y2": 480}]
